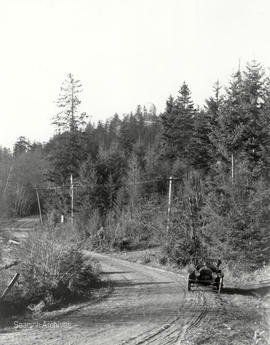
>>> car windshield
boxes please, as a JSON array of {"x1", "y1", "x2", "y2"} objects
[{"x1": 196, "y1": 260, "x2": 220, "y2": 270}]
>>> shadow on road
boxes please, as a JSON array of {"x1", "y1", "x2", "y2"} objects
[
  {"x1": 112, "y1": 281, "x2": 173, "y2": 287},
  {"x1": 222, "y1": 285, "x2": 270, "y2": 297},
  {"x1": 100, "y1": 271, "x2": 132, "y2": 275}
]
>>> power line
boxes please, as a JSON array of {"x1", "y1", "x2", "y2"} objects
[{"x1": 34, "y1": 177, "x2": 181, "y2": 190}]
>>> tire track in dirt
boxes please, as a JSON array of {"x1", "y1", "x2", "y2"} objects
[
  {"x1": 72, "y1": 255, "x2": 215, "y2": 345},
  {"x1": 120, "y1": 293, "x2": 208, "y2": 345},
  {"x1": 117, "y1": 268, "x2": 189, "y2": 345},
  {"x1": 176, "y1": 290, "x2": 211, "y2": 344},
  {"x1": 117, "y1": 270, "x2": 213, "y2": 345}
]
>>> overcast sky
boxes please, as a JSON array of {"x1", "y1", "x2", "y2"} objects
[{"x1": 1, "y1": 0, "x2": 270, "y2": 149}]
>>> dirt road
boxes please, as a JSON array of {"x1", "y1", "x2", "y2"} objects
[
  {"x1": 0, "y1": 217, "x2": 39, "y2": 243},
  {"x1": 0, "y1": 252, "x2": 268, "y2": 345}
]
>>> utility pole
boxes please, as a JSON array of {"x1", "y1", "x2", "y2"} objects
[
  {"x1": 231, "y1": 153, "x2": 234, "y2": 183},
  {"x1": 3, "y1": 165, "x2": 13, "y2": 196},
  {"x1": 166, "y1": 176, "x2": 173, "y2": 236},
  {"x1": 70, "y1": 174, "x2": 74, "y2": 224},
  {"x1": 35, "y1": 186, "x2": 43, "y2": 224}
]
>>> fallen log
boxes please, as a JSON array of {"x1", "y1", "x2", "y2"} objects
[
  {"x1": 0, "y1": 273, "x2": 20, "y2": 300},
  {"x1": 0, "y1": 260, "x2": 19, "y2": 271},
  {"x1": 8, "y1": 239, "x2": 20, "y2": 245}
]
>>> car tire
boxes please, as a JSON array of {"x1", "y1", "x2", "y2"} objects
[
  {"x1": 188, "y1": 279, "x2": 191, "y2": 291},
  {"x1": 218, "y1": 279, "x2": 223, "y2": 294}
]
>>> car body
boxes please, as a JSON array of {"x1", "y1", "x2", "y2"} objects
[{"x1": 187, "y1": 260, "x2": 224, "y2": 293}]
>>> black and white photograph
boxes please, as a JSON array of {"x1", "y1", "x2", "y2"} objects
[{"x1": 0, "y1": 1, "x2": 269, "y2": 344}]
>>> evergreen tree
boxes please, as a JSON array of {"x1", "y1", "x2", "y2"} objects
[
  {"x1": 118, "y1": 114, "x2": 137, "y2": 154},
  {"x1": 218, "y1": 70, "x2": 244, "y2": 160},
  {"x1": 215, "y1": 62, "x2": 270, "y2": 178},
  {"x1": 125, "y1": 153, "x2": 142, "y2": 214},
  {"x1": 79, "y1": 150, "x2": 127, "y2": 218},
  {"x1": 108, "y1": 113, "x2": 121, "y2": 147},
  {"x1": 190, "y1": 110, "x2": 212, "y2": 171},
  {"x1": 45, "y1": 131, "x2": 88, "y2": 184},
  {"x1": 13, "y1": 136, "x2": 31, "y2": 157},
  {"x1": 205, "y1": 81, "x2": 225, "y2": 167},
  {"x1": 52, "y1": 73, "x2": 88, "y2": 133},
  {"x1": 161, "y1": 82, "x2": 195, "y2": 165},
  {"x1": 160, "y1": 95, "x2": 178, "y2": 162},
  {"x1": 205, "y1": 81, "x2": 223, "y2": 124},
  {"x1": 241, "y1": 61, "x2": 270, "y2": 176}
]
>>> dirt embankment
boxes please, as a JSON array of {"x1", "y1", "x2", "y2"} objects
[{"x1": 0, "y1": 251, "x2": 269, "y2": 345}]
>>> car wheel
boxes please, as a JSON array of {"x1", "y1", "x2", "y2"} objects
[
  {"x1": 218, "y1": 279, "x2": 223, "y2": 294},
  {"x1": 188, "y1": 279, "x2": 191, "y2": 291}
]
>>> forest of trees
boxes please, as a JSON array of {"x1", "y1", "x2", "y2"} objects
[{"x1": 0, "y1": 63, "x2": 269, "y2": 270}]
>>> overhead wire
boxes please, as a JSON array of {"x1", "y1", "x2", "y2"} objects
[{"x1": 34, "y1": 177, "x2": 182, "y2": 190}]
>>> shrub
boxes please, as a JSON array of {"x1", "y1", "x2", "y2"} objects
[
  {"x1": 158, "y1": 255, "x2": 168, "y2": 266},
  {"x1": 141, "y1": 253, "x2": 151, "y2": 264},
  {"x1": 14, "y1": 224, "x2": 100, "y2": 309}
]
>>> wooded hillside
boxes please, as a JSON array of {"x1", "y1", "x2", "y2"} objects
[{"x1": 1, "y1": 62, "x2": 269, "y2": 270}]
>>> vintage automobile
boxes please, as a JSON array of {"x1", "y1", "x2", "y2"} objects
[{"x1": 187, "y1": 259, "x2": 224, "y2": 293}]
